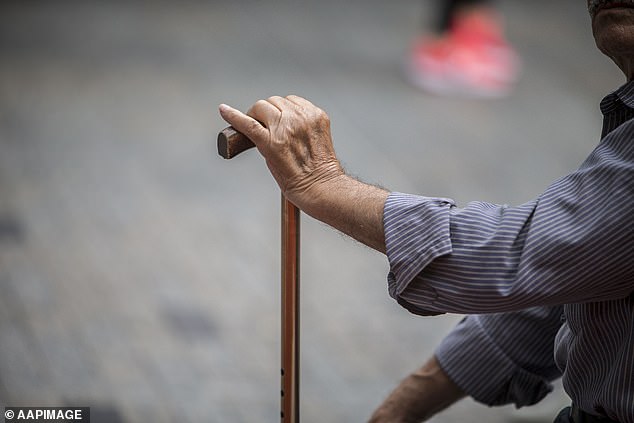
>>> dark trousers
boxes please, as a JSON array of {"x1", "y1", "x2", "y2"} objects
[
  {"x1": 554, "y1": 407, "x2": 574, "y2": 423},
  {"x1": 435, "y1": 0, "x2": 490, "y2": 33},
  {"x1": 553, "y1": 406, "x2": 620, "y2": 423}
]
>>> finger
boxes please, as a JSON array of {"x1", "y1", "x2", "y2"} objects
[
  {"x1": 285, "y1": 95, "x2": 325, "y2": 125},
  {"x1": 285, "y1": 95, "x2": 329, "y2": 155},
  {"x1": 266, "y1": 95, "x2": 295, "y2": 111},
  {"x1": 247, "y1": 99, "x2": 281, "y2": 128},
  {"x1": 218, "y1": 104, "x2": 268, "y2": 147},
  {"x1": 285, "y1": 94, "x2": 315, "y2": 109}
]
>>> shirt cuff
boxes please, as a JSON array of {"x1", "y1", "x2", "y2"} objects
[
  {"x1": 383, "y1": 192, "x2": 453, "y2": 305},
  {"x1": 435, "y1": 315, "x2": 554, "y2": 407}
]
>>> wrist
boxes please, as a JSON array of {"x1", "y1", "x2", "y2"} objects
[
  {"x1": 300, "y1": 171, "x2": 390, "y2": 253},
  {"x1": 284, "y1": 162, "x2": 347, "y2": 216}
]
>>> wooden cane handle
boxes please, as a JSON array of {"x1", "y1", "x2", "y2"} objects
[{"x1": 217, "y1": 126, "x2": 256, "y2": 159}]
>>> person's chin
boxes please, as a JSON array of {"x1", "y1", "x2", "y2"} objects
[{"x1": 593, "y1": 8, "x2": 634, "y2": 54}]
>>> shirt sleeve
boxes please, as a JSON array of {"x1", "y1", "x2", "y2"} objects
[
  {"x1": 384, "y1": 121, "x2": 634, "y2": 315},
  {"x1": 435, "y1": 306, "x2": 563, "y2": 407}
]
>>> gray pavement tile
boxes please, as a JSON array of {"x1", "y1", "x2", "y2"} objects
[{"x1": 0, "y1": 214, "x2": 24, "y2": 245}]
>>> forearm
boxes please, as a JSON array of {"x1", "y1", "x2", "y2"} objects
[
  {"x1": 301, "y1": 174, "x2": 389, "y2": 254},
  {"x1": 369, "y1": 355, "x2": 465, "y2": 423}
]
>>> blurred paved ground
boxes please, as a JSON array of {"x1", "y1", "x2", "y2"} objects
[{"x1": 0, "y1": 1, "x2": 623, "y2": 422}]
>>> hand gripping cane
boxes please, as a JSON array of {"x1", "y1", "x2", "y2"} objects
[{"x1": 218, "y1": 126, "x2": 300, "y2": 423}]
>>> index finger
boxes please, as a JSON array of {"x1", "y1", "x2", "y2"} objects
[{"x1": 218, "y1": 103, "x2": 268, "y2": 148}]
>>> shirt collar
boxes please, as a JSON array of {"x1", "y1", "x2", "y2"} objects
[
  {"x1": 600, "y1": 80, "x2": 634, "y2": 114},
  {"x1": 600, "y1": 80, "x2": 634, "y2": 138}
]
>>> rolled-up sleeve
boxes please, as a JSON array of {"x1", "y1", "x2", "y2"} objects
[
  {"x1": 435, "y1": 306, "x2": 563, "y2": 407},
  {"x1": 384, "y1": 193, "x2": 454, "y2": 315},
  {"x1": 383, "y1": 125, "x2": 634, "y2": 315},
  {"x1": 384, "y1": 192, "x2": 539, "y2": 315}
]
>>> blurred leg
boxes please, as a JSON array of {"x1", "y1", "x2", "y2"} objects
[
  {"x1": 408, "y1": 0, "x2": 520, "y2": 98},
  {"x1": 435, "y1": 0, "x2": 490, "y2": 34}
]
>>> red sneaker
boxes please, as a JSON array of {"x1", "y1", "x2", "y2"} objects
[{"x1": 406, "y1": 10, "x2": 520, "y2": 98}]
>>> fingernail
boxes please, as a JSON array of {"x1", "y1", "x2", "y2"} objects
[{"x1": 219, "y1": 103, "x2": 231, "y2": 113}]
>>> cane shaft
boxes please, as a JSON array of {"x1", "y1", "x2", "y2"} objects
[
  {"x1": 281, "y1": 195, "x2": 300, "y2": 422},
  {"x1": 218, "y1": 124, "x2": 300, "y2": 421}
]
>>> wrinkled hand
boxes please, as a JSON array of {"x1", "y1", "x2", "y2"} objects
[
  {"x1": 219, "y1": 95, "x2": 344, "y2": 211},
  {"x1": 219, "y1": 95, "x2": 389, "y2": 253}
]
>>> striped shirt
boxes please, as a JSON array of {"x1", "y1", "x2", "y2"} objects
[{"x1": 383, "y1": 81, "x2": 634, "y2": 422}]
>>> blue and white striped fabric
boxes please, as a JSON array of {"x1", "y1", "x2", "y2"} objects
[{"x1": 383, "y1": 81, "x2": 634, "y2": 422}]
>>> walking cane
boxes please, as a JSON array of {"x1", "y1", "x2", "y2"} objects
[{"x1": 218, "y1": 127, "x2": 300, "y2": 423}]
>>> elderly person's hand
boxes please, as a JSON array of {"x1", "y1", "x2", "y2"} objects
[
  {"x1": 218, "y1": 95, "x2": 344, "y2": 213},
  {"x1": 219, "y1": 96, "x2": 389, "y2": 253}
]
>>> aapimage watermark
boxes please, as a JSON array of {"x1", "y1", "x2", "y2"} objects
[{"x1": 4, "y1": 407, "x2": 89, "y2": 422}]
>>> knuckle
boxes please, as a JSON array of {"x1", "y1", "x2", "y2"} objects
[
  {"x1": 246, "y1": 100, "x2": 262, "y2": 116},
  {"x1": 317, "y1": 108, "x2": 330, "y2": 125},
  {"x1": 253, "y1": 99, "x2": 269, "y2": 111},
  {"x1": 248, "y1": 119, "x2": 261, "y2": 130},
  {"x1": 246, "y1": 119, "x2": 263, "y2": 136}
]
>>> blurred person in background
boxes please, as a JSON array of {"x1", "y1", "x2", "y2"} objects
[
  {"x1": 219, "y1": 0, "x2": 634, "y2": 421},
  {"x1": 407, "y1": 0, "x2": 520, "y2": 97}
]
